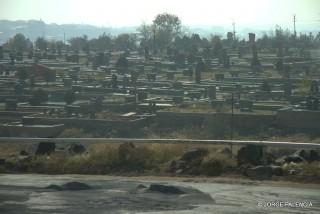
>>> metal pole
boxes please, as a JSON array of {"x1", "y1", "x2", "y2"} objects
[{"x1": 231, "y1": 92, "x2": 234, "y2": 140}]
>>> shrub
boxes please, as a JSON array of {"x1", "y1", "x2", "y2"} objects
[{"x1": 200, "y1": 153, "x2": 237, "y2": 176}]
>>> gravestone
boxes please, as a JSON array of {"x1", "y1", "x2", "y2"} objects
[
  {"x1": 248, "y1": 33, "x2": 256, "y2": 43},
  {"x1": 116, "y1": 55, "x2": 129, "y2": 74},
  {"x1": 0, "y1": 46, "x2": 3, "y2": 59},
  {"x1": 5, "y1": 99, "x2": 17, "y2": 111},
  {"x1": 310, "y1": 80, "x2": 319, "y2": 95},
  {"x1": 147, "y1": 73, "x2": 156, "y2": 82},
  {"x1": 195, "y1": 58, "x2": 205, "y2": 84},
  {"x1": 215, "y1": 73, "x2": 224, "y2": 81},
  {"x1": 207, "y1": 86, "x2": 216, "y2": 100},
  {"x1": 111, "y1": 74, "x2": 118, "y2": 89},
  {"x1": 239, "y1": 100, "x2": 253, "y2": 112},
  {"x1": 251, "y1": 44, "x2": 261, "y2": 72}
]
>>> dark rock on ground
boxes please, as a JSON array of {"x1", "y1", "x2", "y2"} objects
[
  {"x1": 68, "y1": 143, "x2": 86, "y2": 155},
  {"x1": 180, "y1": 148, "x2": 209, "y2": 162},
  {"x1": 148, "y1": 184, "x2": 186, "y2": 194},
  {"x1": 19, "y1": 150, "x2": 29, "y2": 156},
  {"x1": 0, "y1": 158, "x2": 5, "y2": 165},
  {"x1": 294, "y1": 149, "x2": 319, "y2": 162},
  {"x1": 169, "y1": 148, "x2": 209, "y2": 175},
  {"x1": 284, "y1": 155, "x2": 305, "y2": 163},
  {"x1": 237, "y1": 145, "x2": 263, "y2": 166},
  {"x1": 271, "y1": 165, "x2": 284, "y2": 176},
  {"x1": 46, "y1": 181, "x2": 92, "y2": 191},
  {"x1": 45, "y1": 184, "x2": 63, "y2": 191},
  {"x1": 200, "y1": 158, "x2": 223, "y2": 176},
  {"x1": 217, "y1": 147, "x2": 232, "y2": 155},
  {"x1": 35, "y1": 142, "x2": 56, "y2": 155},
  {"x1": 246, "y1": 165, "x2": 273, "y2": 180}
]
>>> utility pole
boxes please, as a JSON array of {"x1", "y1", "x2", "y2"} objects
[
  {"x1": 230, "y1": 92, "x2": 234, "y2": 140},
  {"x1": 293, "y1": 14, "x2": 297, "y2": 38}
]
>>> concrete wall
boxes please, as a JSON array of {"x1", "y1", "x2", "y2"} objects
[
  {"x1": 276, "y1": 109, "x2": 320, "y2": 132},
  {"x1": 156, "y1": 111, "x2": 276, "y2": 133},
  {"x1": 22, "y1": 116, "x2": 146, "y2": 132}
]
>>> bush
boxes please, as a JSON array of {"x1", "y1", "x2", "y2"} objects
[{"x1": 200, "y1": 153, "x2": 236, "y2": 176}]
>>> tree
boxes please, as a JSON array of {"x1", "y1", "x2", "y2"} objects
[
  {"x1": 68, "y1": 35, "x2": 88, "y2": 51},
  {"x1": 152, "y1": 13, "x2": 182, "y2": 50},
  {"x1": 5, "y1": 33, "x2": 31, "y2": 51},
  {"x1": 35, "y1": 37, "x2": 48, "y2": 51},
  {"x1": 90, "y1": 33, "x2": 112, "y2": 51},
  {"x1": 114, "y1": 33, "x2": 137, "y2": 51},
  {"x1": 137, "y1": 23, "x2": 153, "y2": 48}
]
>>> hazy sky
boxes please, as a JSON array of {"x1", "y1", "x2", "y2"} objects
[{"x1": 0, "y1": 0, "x2": 319, "y2": 28}]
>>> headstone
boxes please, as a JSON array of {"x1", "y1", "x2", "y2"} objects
[
  {"x1": 310, "y1": 80, "x2": 319, "y2": 95},
  {"x1": 195, "y1": 58, "x2": 205, "y2": 84},
  {"x1": 5, "y1": 99, "x2": 17, "y2": 111},
  {"x1": 0, "y1": 46, "x2": 3, "y2": 59},
  {"x1": 215, "y1": 73, "x2": 224, "y2": 81},
  {"x1": 111, "y1": 74, "x2": 118, "y2": 89},
  {"x1": 207, "y1": 86, "x2": 216, "y2": 100},
  {"x1": 248, "y1": 33, "x2": 256, "y2": 43}
]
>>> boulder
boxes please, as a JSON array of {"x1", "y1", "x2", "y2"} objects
[
  {"x1": 237, "y1": 145, "x2": 263, "y2": 166},
  {"x1": 148, "y1": 184, "x2": 185, "y2": 195},
  {"x1": 19, "y1": 150, "x2": 29, "y2": 156},
  {"x1": 36, "y1": 142, "x2": 56, "y2": 155},
  {"x1": 284, "y1": 155, "x2": 305, "y2": 163},
  {"x1": 180, "y1": 148, "x2": 209, "y2": 162},
  {"x1": 46, "y1": 181, "x2": 92, "y2": 191},
  {"x1": 168, "y1": 148, "x2": 209, "y2": 175},
  {"x1": 246, "y1": 165, "x2": 273, "y2": 180},
  {"x1": 294, "y1": 149, "x2": 319, "y2": 162},
  {"x1": 68, "y1": 143, "x2": 86, "y2": 155},
  {"x1": 270, "y1": 165, "x2": 283, "y2": 176},
  {"x1": 0, "y1": 158, "x2": 5, "y2": 165},
  {"x1": 217, "y1": 147, "x2": 232, "y2": 156}
]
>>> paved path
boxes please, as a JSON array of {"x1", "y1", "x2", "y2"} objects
[{"x1": 0, "y1": 174, "x2": 319, "y2": 214}]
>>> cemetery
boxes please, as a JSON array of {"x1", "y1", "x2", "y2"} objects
[{"x1": 0, "y1": 14, "x2": 319, "y2": 184}]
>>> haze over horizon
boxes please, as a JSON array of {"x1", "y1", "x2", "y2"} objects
[{"x1": 0, "y1": 0, "x2": 319, "y2": 30}]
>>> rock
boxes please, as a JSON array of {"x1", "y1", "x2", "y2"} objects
[
  {"x1": 168, "y1": 148, "x2": 209, "y2": 175},
  {"x1": 246, "y1": 165, "x2": 273, "y2": 180},
  {"x1": 270, "y1": 165, "x2": 283, "y2": 176},
  {"x1": 217, "y1": 147, "x2": 232, "y2": 155},
  {"x1": 294, "y1": 149, "x2": 319, "y2": 162},
  {"x1": 180, "y1": 148, "x2": 208, "y2": 162},
  {"x1": 237, "y1": 145, "x2": 263, "y2": 166},
  {"x1": 68, "y1": 143, "x2": 86, "y2": 155},
  {"x1": 200, "y1": 158, "x2": 223, "y2": 176},
  {"x1": 284, "y1": 155, "x2": 305, "y2": 163},
  {"x1": 46, "y1": 182, "x2": 92, "y2": 191},
  {"x1": 18, "y1": 155, "x2": 31, "y2": 162},
  {"x1": 45, "y1": 184, "x2": 63, "y2": 191},
  {"x1": 0, "y1": 158, "x2": 5, "y2": 165},
  {"x1": 309, "y1": 150, "x2": 320, "y2": 162},
  {"x1": 36, "y1": 142, "x2": 56, "y2": 155},
  {"x1": 148, "y1": 184, "x2": 185, "y2": 195},
  {"x1": 19, "y1": 150, "x2": 29, "y2": 156},
  {"x1": 168, "y1": 160, "x2": 187, "y2": 173}
]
